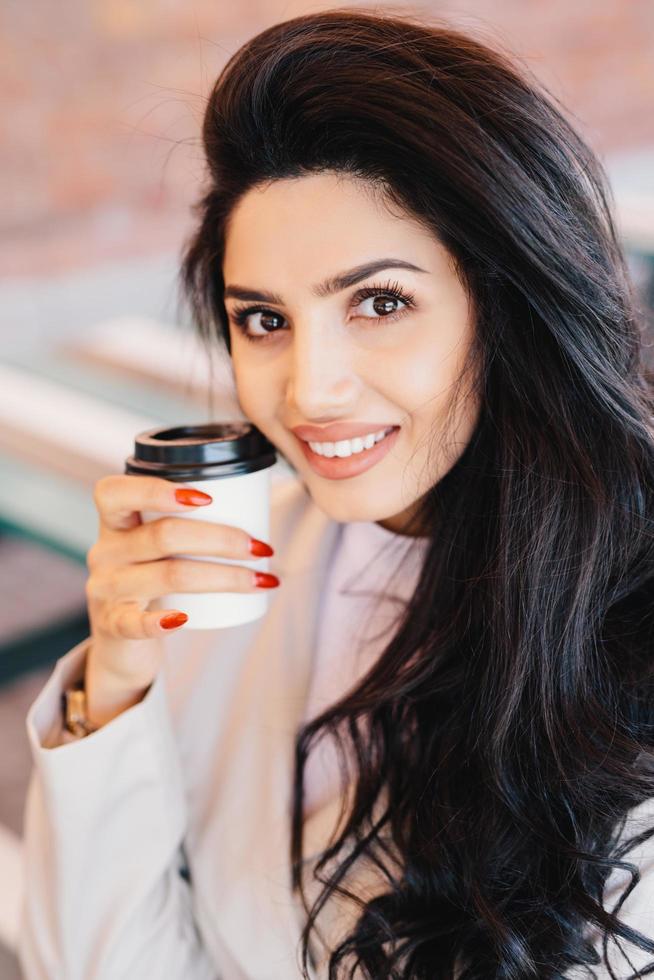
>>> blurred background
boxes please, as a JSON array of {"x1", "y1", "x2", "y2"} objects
[{"x1": 1, "y1": 1, "x2": 653, "y2": 974}]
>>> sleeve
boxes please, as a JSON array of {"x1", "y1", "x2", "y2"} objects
[{"x1": 17, "y1": 635, "x2": 219, "y2": 980}]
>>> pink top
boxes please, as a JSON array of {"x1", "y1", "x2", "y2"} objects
[{"x1": 301, "y1": 518, "x2": 429, "y2": 819}]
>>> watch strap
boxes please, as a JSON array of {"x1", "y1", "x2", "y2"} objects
[{"x1": 62, "y1": 679, "x2": 100, "y2": 737}]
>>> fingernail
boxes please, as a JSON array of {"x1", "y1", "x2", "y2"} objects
[
  {"x1": 160, "y1": 612, "x2": 189, "y2": 629},
  {"x1": 175, "y1": 488, "x2": 213, "y2": 506},
  {"x1": 253, "y1": 572, "x2": 280, "y2": 589},
  {"x1": 249, "y1": 538, "x2": 274, "y2": 557}
]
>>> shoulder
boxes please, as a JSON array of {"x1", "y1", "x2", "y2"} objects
[
  {"x1": 604, "y1": 794, "x2": 654, "y2": 922},
  {"x1": 571, "y1": 795, "x2": 654, "y2": 978}
]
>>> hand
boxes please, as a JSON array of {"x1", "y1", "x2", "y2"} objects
[{"x1": 82, "y1": 474, "x2": 278, "y2": 720}]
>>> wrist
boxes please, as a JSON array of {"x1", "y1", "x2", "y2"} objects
[{"x1": 84, "y1": 660, "x2": 151, "y2": 729}]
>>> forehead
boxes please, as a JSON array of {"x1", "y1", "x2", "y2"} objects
[
  {"x1": 222, "y1": 172, "x2": 447, "y2": 286},
  {"x1": 227, "y1": 171, "x2": 389, "y2": 228}
]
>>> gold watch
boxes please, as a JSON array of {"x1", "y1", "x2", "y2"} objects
[{"x1": 62, "y1": 679, "x2": 100, "y2": 737}]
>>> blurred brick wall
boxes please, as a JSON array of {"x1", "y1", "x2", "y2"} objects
[{"x1": 2, "y1": 0, "x2": 653, "y2": 278}]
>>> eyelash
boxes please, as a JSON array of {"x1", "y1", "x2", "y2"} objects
[{"x1": 228, "y1": 278, "x2": 416, "y2": 344}]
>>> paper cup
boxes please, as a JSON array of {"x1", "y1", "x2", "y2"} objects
[{"x1": 125, "y1": 422, "x2": 277, "y2": 630}]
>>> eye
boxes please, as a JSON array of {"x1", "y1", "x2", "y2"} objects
[
  {"x1": 228, "y1": 278, "x2": 416, "y2": 344},
  {"x1": 353, "y1": 280, "x2": 415, "y2": 323},
  {"x1": 229, "y1": 307, "x2": 286, "y2": 344}
]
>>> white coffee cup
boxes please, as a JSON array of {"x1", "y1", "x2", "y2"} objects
[{"x1": 125, "y1": 422, "x2": 277, "y2": 630}]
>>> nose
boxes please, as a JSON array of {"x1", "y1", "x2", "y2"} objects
[{"x1": 286, "y1": 322, "x2": 359, "y2": 418}]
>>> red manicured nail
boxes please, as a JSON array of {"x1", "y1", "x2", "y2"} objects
[
  {"x1": 160, "y1": 612, "x2": 189, "y2": 629},
  {"x1": 249, "y1": 538, "x2": 274, "y2": 557},
  {"x1": 175, "y1": 488, "x2": 213, "y2": 506},
  {"x1": 253, "y1": 572, "x2": 280, "y2": 589}
]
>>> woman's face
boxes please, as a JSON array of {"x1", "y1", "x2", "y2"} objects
[{"x1": 222, "y1": 171, "x2": 480, "y2": 535}]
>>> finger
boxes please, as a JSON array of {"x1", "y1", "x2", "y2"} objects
[
  {"x1": 103, "y1": 603, "x2": 189, "y2": 640},
  {"x1": 88, "y1": 557, "x2": 272, "y2": 603},
  {"x1": 94, "y1": 475, "x2": 213, "y2": 532},
  {"x1": 95, "y1": 516, "x2": 258, "y2": 568}
]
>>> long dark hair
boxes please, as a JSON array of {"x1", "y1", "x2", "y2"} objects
[{"x1": 179, "y1": 8, "x2": 654, "y2": 977}]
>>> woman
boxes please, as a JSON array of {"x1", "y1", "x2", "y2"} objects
[{"x1": 20, "y1": 8, "x2": 654, "y2": 979}]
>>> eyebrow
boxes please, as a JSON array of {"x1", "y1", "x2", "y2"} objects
[{"x1": 223, "y1": 258, "x2": 429, "y2": 304}]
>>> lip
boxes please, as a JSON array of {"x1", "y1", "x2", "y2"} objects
[
  {"x1": 291, "y1": 421, "x2": 396, "y2": 442},
  {"x1": 295, "y1": 425, "x2": 400, "y2": 480}
]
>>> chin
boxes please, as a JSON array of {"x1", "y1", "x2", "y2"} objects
[{"x1": 308, "y1": 488, "x2": 395, "y2": 524}]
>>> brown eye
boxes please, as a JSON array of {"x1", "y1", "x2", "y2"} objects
[
  {"x1": 230, "y1": 307, "x2": 287, "y2": 343},
  {"x1": 352, "y1": 280, "x2": 416, "y2": 324},
  {"x1": 357, "y1": 294, "x2": 406, "y2": 318}
]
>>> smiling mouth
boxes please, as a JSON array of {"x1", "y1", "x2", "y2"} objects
[
  {"x1": 304, "y1": 426, "x2": 396, "y2": 457},
  {"x1": 294, "y1": 425, "x2": 401, "y2": 480}
]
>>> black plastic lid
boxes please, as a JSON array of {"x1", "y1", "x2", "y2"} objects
[{"x1": 124, "y1": 422, "x2": 277, "y2": 482}]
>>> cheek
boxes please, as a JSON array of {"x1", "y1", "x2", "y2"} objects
[
  {"x1": 230, "y1": 358, "x2": 257, "y2": 416},
  {"x1": 388, "y1": 332, "x2": 468, "y2": 424},
  {"x1": 231, "y1": 359, "x2": 279, "y2": 422}
]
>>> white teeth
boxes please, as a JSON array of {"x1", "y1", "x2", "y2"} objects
[{"x1": 308, "y1": 427, "x2": 394, "y2": 457}]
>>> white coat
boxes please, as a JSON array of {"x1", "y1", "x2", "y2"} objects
[{"x1": 17, "y1": 473, "x2": 654, "y2": 979}]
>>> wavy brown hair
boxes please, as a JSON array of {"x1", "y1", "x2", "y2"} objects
[{"x1": 179, "y1": 8, "x2": 654, "y2": 978}]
